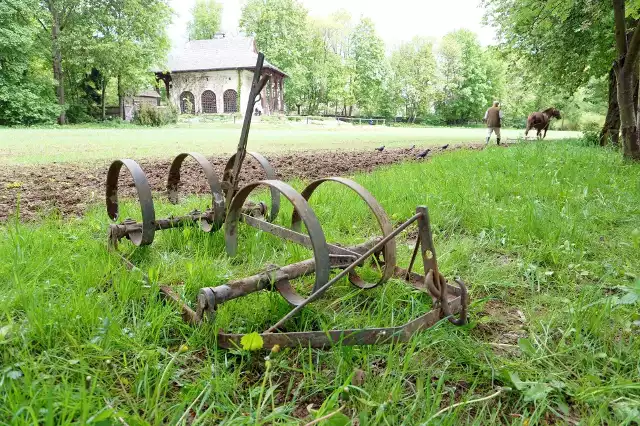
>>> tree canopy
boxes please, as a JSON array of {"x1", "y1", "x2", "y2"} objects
[{"x1": 188, "y1": 0, "x2": 223, "y2": 40}]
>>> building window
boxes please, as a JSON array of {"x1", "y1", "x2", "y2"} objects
[
  {"x1": 223, "y1": 89, "x2": 238, "y2": 113},
  {"x1": 180, "y1": 91, "x2": 195, "y2": 114},
  {"x1": 201, "y1": 90, "x2": 217, "y2": 113}
]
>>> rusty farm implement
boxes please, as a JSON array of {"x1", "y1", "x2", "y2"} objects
[{"x1": 105, "y1": 53, "x2": 469, "y2": 350}]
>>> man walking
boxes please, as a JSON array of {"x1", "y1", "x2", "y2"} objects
[{"x1": 484, "y1": 101, "x2": 503, "y2": 145}]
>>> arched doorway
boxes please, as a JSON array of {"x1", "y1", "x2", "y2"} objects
[
  {"x1": 201, "y1": 90, "x2": 217, "y2": 113},
  {"x1": 180, "y1": 91, "x2": 195, "y2": 114},
  {"x1": 223, "y1": 89, "x2": 238, "y2": 113}
]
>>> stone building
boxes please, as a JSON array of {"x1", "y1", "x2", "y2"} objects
[{"x1": 155, "y1": 36, "x2": 287, "y2": 115}]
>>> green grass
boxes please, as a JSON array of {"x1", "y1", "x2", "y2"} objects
[
  {"x1": 1, "y1": 140, "x2": 639, "y2": 424},
  {"x1": 0, "y1": 122, "x2": 581, "y2": 165}
]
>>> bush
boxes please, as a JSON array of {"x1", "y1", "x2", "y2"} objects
[
  {"x1": 66, "y1": 102, "x2": 96, "y2": 124},
  {"x1": 0, "y1": 81, "x2": 60, "y2": 126},
  {"x1": 580, "y1": 121, "x2": 601, "y2": 146},
  {"x1": 133, "y1": 103, "x2": 178, "y2": 126}
]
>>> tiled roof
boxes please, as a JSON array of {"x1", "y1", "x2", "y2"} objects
[{"x1": 158, "y1": 37, "x2": 287, "y2": 76}]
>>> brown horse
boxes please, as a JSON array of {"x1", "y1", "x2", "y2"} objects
[{"x1": 525, "y1": 107, "x2": 562, "y2": 139}]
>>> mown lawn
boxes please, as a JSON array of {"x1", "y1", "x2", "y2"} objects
[
  {"x1": 0, "y1": 122, "x2": 580, "y2": 165},
  {"x1": 1, "y1": 140, "x2": 638, "y2": 425}
]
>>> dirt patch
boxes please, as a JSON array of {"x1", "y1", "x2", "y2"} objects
[
  {"x1": 0, "y1": 144, "x2": 486, "y2": 222},
  {"x1": 474, "y1": 299, "x2": 528, "y2": 356}
]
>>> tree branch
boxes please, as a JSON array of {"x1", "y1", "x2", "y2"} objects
[{"x1": 35, "y1": 16, "x2": 49, "y2": 32}]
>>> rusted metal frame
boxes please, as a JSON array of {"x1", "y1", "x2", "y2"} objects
[
  {"x1": 241, "y1": 214, "x2": 361, "y2": 257},
  {"x1": 108, "y1": 201, "x2": 267, "y2": 246},
  {"x1": 227, "y1": 53, "x2": 270, "y2": 211},
  {"x1": 223, "y1": 151, "x2": 281, "y2": 222},
  {"x1": 113, "y1": 245, "x2": 464, "y2": 349},
  {"x1": 416, "y1": 206, "x2": 468, "y2": 325},
  {"x1": 216, "y1": 292, "x2": 463, "y2": 350},
  {"x1": 167, "y1": 152, "x2": 225, "y2": 232},
  {"x1": 292, "y1": 177, "x2": 397, "y2": 290},
  {"x1": 196, "y1": 240, "x2": 380, "y2": 314},
  {"x1": 225, "y1": 180, "x2": 330, "y2": 306},
  {"x1": 106, "y1": 159, "x2": 156, "y2": 246},
  {"x1": 265, "y1": 211, "x2": 423, "y2": 333},
  {"x1": 107, "y1": 211, "x2": 213, "y2": 245}
]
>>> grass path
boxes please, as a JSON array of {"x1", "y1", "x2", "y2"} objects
[
  {"x1": 1, "y1": 141, "x2": 638, "y2": 424},
  {"x1": 0, "y1": 123, "x2": 581, "y2": 165}
]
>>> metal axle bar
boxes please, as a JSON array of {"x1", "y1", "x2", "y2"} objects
[{"x1": 197, "y1": 238, "x2": 380, "y2": 313}]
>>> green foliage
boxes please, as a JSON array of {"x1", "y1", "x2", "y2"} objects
[
  {"x1": 240, "y1": 0, "x2": 308, "y2": 76},
  {"x1": 0, "y1": 2, "x2": 59, "y2": 126},
  {"x1": 240, "y1": 332, "x2": 264, "y2": 351},
  {"x1": 133, "y1": 103, "x2": 178, "y2": 126},
  {"x1": 240, "y1": 0, "x2": 311, "y2": 112},
  {"x1": 187, "y1": 0, "x2": 223, "y2": 40},
  {"x1": 86, "y1": 0, "x2": 172, "y2": 115},
  {"x1": 434, "y1": 30, "x2": 498, "y2": 124},
  {"x1": 482, "y1": 0, "x2": 615, "y2": 96},
  {"x1": 1, "y1": 142, "x2": 639, "y2": 422},
  {"x1": 390, "y1": 37, "x2": 437, "y2": 120},
  {"x1": 580, "y1": 120, "x2": 602, "y2": 146},
  {"x1": 351, "y1": 18, "x2": 386, "y2": 116}
]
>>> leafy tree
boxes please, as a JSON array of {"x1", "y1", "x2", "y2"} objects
[
  {"x1": 87, "y1": 0, "x2": 171, "y2": 120},
  {"x1": 314, "y1": 9, "x2": 355, "y2": 115},
  {"x1": 188, "y1": 0, "x2": 223, "y2": 40},
  {"x1": 0, "y1": 2, "x2": 59, "y2": 125},
  {"x1": 351, "y1": 18, "x2": 385, "y2": 116},
  {"x1": 240, "y1": 0, "x2": 310, "y2": 112},
  {"x1": 390, "y1": 37, "x2": 437, "y2": 121},
  {"x1": 18, "y1": 0, "x2": 86, "y2": 124},
  {"x1": 434, "y1": 30, "x2": 496, "y2": 124},
  {"x1": 240, "y1": 0, "x2": 308, "y2": 75}
]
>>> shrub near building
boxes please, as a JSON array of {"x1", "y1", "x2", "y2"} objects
[{"x1": 133, "y1": 104, "x2": 178, "y2": 127}]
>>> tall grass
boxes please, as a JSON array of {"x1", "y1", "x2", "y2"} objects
[{"x1": 1, "y1": 140, "x2": 639, "y2": 424}]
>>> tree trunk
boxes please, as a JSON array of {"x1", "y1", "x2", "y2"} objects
[
  {"x1": 101, "y1": 77, "x2": 107, "y2": 121},
  {"x1": 600, "y1": 66, "x2": 620, "y2": 146},
  {"x1": 616, "y1": 66, "x2": 640, "y2": 159},
  {"x1": 613, "y1": 0, "x2": 640, "y2": 160},
  {"x1": 51, "y1": 15, "x2": 65, "y2": 124},
  {"x1": 118, "y1": 74, "x2": 124, "y2": 120}
]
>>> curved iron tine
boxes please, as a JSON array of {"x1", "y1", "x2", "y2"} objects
[
  {"x1": 223, "y1": 152, "x2": 280, "y2": 222},
  {"x1": 292, "y1": 177, "x2": 396, "y2": 289},
  {"x1": 224, "y1": 179, "x2": 329, "y2": 306},
  {"x1": 167, "y1": 152, "x2": 225, "y2": 232},
  {"x1": 106, "y1": 159, "x2": 155, "y2": 246}
]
